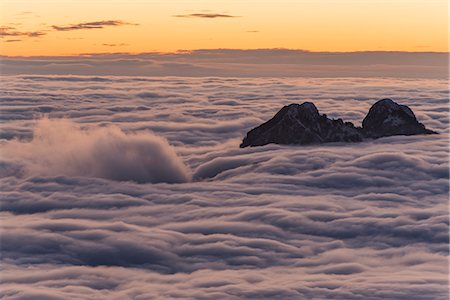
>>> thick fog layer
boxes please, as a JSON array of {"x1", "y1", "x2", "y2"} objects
[{"x1": 0, "y1": 76, "x2": 448, "y2": 299}]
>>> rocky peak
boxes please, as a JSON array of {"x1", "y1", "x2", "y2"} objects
[
  {"x1": 277, "y1": 102, "x2": 320, "y2": 125},
  {"x1": 240, "y1": 102, "x2": 363, "y2": 148},
  {"x1": 362, "y1": 98, "x2": 436, "y2": 138},
  {"x1": 296, "y1": 102, "x2": 320, "y2": 116}
]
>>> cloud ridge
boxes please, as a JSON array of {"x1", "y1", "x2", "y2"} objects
[{"x1": 2, "y1": 118, "x2": 191, "y2": 183}]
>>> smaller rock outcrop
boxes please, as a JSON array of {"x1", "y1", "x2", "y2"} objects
[
  {"x1": 240, "y1": 99, "x2": 437, "y2": 148},
  {"x1": 362, "y1": 99, "x2": 437, "y2": 138},
  {"x1": 240, "y1": 102, "x2": 363, "y2": 148}
]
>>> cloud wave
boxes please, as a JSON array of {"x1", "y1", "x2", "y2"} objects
[{"x1": 1, "y1": 118, "x2": 191, "y2": 183}]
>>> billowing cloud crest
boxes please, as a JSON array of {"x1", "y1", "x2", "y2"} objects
[{"x1": 1, "y1": 118, "x2": 191, "y2": 183}]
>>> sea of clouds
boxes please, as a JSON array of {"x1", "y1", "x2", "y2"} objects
[{"x1": 0, "y1": 75, "x2": 448, "y2": 299}]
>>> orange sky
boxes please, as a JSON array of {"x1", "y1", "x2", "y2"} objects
[{"x1": 0, "y1": 0, "x2": 448, "y2": 56}]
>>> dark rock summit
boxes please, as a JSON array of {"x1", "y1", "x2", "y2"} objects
[
  {"x1": 362, "y1": 99, "x2": 437, "y2": 138},
  {"x1": 240, "y1": 99, "x2": 437, "y2": 148},
  {"x1": 240, "y1": 102, "x2": 363, "y2": 148}
]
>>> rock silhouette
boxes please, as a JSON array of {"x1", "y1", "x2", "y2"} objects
[
  {"x1": 240, "y1": 99, "x2": 437, "y2": 148},
  {"x1": 362, "y1": 99, "x2": 437, "y2": 138},
  {"x1": 240, "y1": 102, "x2": 363, "y2": 148}
]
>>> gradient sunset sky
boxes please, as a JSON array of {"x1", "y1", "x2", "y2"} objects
[{"x1": 0, "y1": 0, "x2": 448, "y2": 56}]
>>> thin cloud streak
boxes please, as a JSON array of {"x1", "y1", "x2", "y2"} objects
[
  {"x1": 51, "y1": 20, "x2": 137, "y2": 31},
  {"x1": 102, "y1": 43, "x2": 128, "y2": 47},
  {"x1": 0, "y1": 26, "x2": 46, "y2": 38},
  {"x1": 173, "y1": 13, "x2": 239, "y2": 18}
]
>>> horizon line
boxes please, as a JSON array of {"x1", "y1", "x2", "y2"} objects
[{"x1": 1, "y1": 48, "x2": 449, "y2": 58}]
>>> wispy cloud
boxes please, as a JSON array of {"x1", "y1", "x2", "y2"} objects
[
  {"x1": 0, "y1": 20, "x2": 135, "y2": 40},
  {"x1": 0, "y1": 26, "x2": 46, "y2": 38},
  {"x1": 52, "y1": 20, "x2": 137, "y2": 31},
  {"x1": 173, "y1": 13, "x2": 239, "y2": 19},
  {"x1": 102, "y1": 43, "x2": 128, "y2": 47},
  {"x1": 14, "y1": 11, "x2": 41, "y2": 19}
]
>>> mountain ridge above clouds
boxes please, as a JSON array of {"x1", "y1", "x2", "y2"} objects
[{"x1": 241, "y1": 99, "x2": 437, "y2": 148}]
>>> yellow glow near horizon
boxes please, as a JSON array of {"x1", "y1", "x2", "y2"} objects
[{"x1": 0, "y1": 0, "x2": 448, "y2": 56}]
